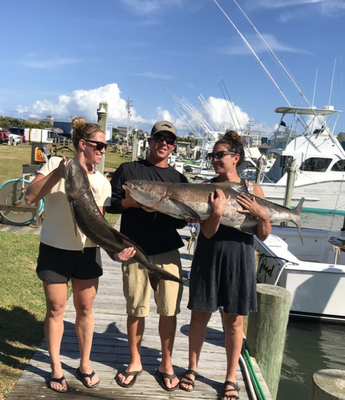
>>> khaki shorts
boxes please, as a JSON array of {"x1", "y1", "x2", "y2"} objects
[{"x1": 122, "y1": 249, "x2": 183, "y2": 317}]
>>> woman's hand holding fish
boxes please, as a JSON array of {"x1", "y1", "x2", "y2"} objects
[
  {"x1": 199, "y1": 189, "x2": 230, "y2": 239},
  {"x1": 210, "y1": 189, "x2": 231, "y2": 217},
  {"x1": 236, "y1": 194, "x2": 269, "y2": 220},
  {"x1": 55, "y1": 156, "x2": 68, "y2": 178},
  {"x1": 114, "y1": 247, "x2": 136, "y2": 261}
]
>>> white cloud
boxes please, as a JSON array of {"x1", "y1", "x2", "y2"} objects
[
  {"x1": 155, "y1": 107, "x2": 175, "y2": 123},
  {"x1": 21, "y1": 56, "x2": 81, "y2": 69},
  {"x1": 252, "y1": 0, "x2": 320, "y2": 8},
  {"x1": 217, "y1": 33, "x2": 310, "y2": 56},
  {"x1": 168, "y1": 94, "x2": 256, "y2": 136},
  {"x1": 249, "y1": 0, "x2": 345, "y2": 19},
  {"x1": 15, "y1": 83, "x2": 175, "y2": 129},
  {"x1": 16, "y1": 84, "x2": 140, "y2": 124},
  {"x1": 132, "y1": 71, "x2": 174, "y2": 80},
  {"x1": 118, "y1": 0, "x2": 183, "y2": 14},
  {"x1": 13, "y1": 85, "x2": 267, "y2": 138}
]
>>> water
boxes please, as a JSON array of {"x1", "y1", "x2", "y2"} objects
[
  {"x1": 277, "y1": 212, "x2": 345, "y2": 400},
  {"x1": 278, "y1": 320, "x2": 345, "y2": 400}
]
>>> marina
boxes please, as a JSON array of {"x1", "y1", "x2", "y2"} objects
[
  {"x1": 1, "y1": 221, "x2": 272, "y2": 400},
  {"x1": 260, "y1": 105, "x2": 345, "y2": 214},
  {"x1": 2, "y1": 1, "x2": 345, "y2": 399},
  {"x1": 1, "y1": 209, "x2": 344, "y2": 399}
]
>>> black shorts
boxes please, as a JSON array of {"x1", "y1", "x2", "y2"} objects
[{"x1": 37, "y1": 243, "x2": 103, "y2": 283}]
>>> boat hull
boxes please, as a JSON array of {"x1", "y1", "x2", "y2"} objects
[
  {"x1": 261, "y1": 179, "x2": 345, "y2": 215},
  {"x1": 254, "y1": 226, "x2": 345, "y2": 322}
]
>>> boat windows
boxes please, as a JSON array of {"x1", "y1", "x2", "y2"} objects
[
  {"x1": 300, "y1": 157, "x2": 332, "y2": 172},
  {"x1": 331, "y1": 160, "x2": 345, "y2": 172}
]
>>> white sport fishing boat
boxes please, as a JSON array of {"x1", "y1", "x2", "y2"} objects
[
  {"x1": 254, "y1": 226, "x2": 345, "y2": 322},
  {"x1": 261, "y1": 105, "x2": 345, "y2": 215}
]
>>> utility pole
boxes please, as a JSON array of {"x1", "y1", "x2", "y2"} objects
[
  {"x1": 126, "y1": 98, "x2": 132, "y2": 143},
  {"x1": 132, "y1": 126, "x2": 139, "y2": 162},
  {"x1": 96, "y1": 101, "x2": 108, "y2": 174}
]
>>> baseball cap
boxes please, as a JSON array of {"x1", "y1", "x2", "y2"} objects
[{"x1": 151, "y1": 121, "x2": 177, "y2": 139}]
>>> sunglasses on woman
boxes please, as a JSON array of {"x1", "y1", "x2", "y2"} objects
[
  {"x1": 84, "y1": 139, "x2": 108, "y2": 151},
  {"x1": 152, "y1": 134, "x2": 176, "y2": 145},
  {"x1": 207, "y1": 151, "x2": 236, "y2": 160}
]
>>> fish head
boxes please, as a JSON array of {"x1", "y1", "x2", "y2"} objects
[
  {"x1": 65, "y1": 158, "x2": 89, "y2": 201},
  {"x1": 123, "y1": 180, "x2": 167, "y2": 207}
]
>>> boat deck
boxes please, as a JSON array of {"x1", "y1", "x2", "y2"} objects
[{"x1": 2, "y1": 220, "x2": 272, "y2": 400}]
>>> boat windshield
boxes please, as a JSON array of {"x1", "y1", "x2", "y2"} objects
[{"x1": 300, "y1": 158, "x2": 332, "y2": 172}]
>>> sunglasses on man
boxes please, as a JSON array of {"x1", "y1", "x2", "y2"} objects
[
  {"x1": 152, "y1": 134, "x2": 176, "y2": 146},
  {"x1": 207, "y1": 151, "x2": 237, "y2": 160},
  {"x1": 84, "y1": 139, "x2": 108, "y2": 151}
]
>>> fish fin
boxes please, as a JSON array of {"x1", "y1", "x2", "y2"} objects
[
  {"x1": 169, "y1": 198, "x2": 201, "y2": 220},
  {"x1": 142, "y1": 206, "x2": 156, "y2": 213},
  {"x1": 290, "y1": 197, "x2": 305, "y2": 245}
]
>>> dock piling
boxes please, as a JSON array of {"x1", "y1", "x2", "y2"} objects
[
  {"x1": 246, "y1": 283, "x2": 291, "y2": 400},
  {"x1": 310, "y1": 369, "x2": 345, "y2": 400}
]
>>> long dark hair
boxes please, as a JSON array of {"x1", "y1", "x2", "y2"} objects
[{"x1": 215, "y1": 130, "x2": 245, "y2": 167}]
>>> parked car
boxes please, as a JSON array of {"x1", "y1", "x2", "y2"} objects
[
  {"x1": 8, "y1": 133, "x2": 23, "y2": 145},
  {"x1": 106, "y1": 138, "x2": 119, "y2": 144},
  {"x1": 60, "y1": 132, "x2": 72, "y2": 140},
  {"x1": 49, "y1": 131, "x2": 69, "y2": 143},
  {"x1": 9, "y1": 127, "x2": 26, "y2": 143},
  {"x1": 0, "y1": 128, "x2": 10, "y2": 144}
]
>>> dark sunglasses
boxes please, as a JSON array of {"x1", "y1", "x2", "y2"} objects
[
  {"x1": 152, "y1": 134, "x2": 176, "y2": 145},
  {"x1": 84, "y1": 139, "x2": 108, "y2": 151},
  {"x1": 207, "y1": 151, "x2": 236, "y2": 160}
]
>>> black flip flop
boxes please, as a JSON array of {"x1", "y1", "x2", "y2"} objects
[
  {"x1": 156, "y1": 369, "x2": 179, "y2": 391},
  {"x1": 76, "y1": 367, "x2": 100, "y2": 389},
  {"x1": 115, "y1": 370, "x2": 142, "y2": 388},
  {"x1": 179, "y1": 369, "x2": 196, "y2": 392},
  {"x1": 49, "y1": 375, "x2": 68, "y2": 393}
]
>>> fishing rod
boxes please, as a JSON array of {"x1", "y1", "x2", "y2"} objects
[
  {"x1": 232, "y1": 0, "x2": 314, "y2": 109},
  {"x1": 164, "y1": 86, "x2": 208, "y2": 132},
  {"x1": 219, "y1": 77, "x2": 243, "y2": 132},
  {"x1": 214, "y1": 0, "x2": 343, "y2": 142},
  {"x1": 173, "y1": 106, "x2": 200, "y2": 136},
  {"x1": 212, "y1": 0, "x2": 292, "y2": 109},
  {"x1": 180, "y1": 96, "x2": 215, "y2": 133},
  {"x1": 217, "y1": 80, "x2": 237, "y2": 130},
  {"x1": 328, "y1": 59, "x2": 337, "y2": 106},
  {"x1": 198, "y1": 93, "x2": 224, "y2": 131},
  {"x1": 312, "y1": 68, "x2": 318, "y2": 107},
  {"x1": 231, "y1": 0, "x2": 343, "y2": 136}
]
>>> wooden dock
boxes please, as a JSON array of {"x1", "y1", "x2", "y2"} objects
[{"x1": 3, "y1": 220, "x2": 272, "y2": 400}]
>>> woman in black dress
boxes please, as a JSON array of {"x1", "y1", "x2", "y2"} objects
[{"x1": 179, "y1": 131, "x2": 271, "y2": 400}]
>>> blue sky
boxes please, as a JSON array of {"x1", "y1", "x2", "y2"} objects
[{"x1": 1, "y1": 0, "x2": 345, "y2": 138}]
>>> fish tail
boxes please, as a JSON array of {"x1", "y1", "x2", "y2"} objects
[
  {"x1": 290, "y1": 197, "x2": 305, "y2": 244},
  {"x1": 148, "y1": 273, "x2": 159, "y2": 291},
  {"x1": 144, "y1": 261, "x2": 182, "y2": 291}
]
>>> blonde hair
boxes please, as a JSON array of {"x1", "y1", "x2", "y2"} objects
[
  {"x1": 215, "y1": 130, "x2": 245, "y2": 167},
  {"x1": 71, "y1": 117, "x2": 103, "y2": 150}
]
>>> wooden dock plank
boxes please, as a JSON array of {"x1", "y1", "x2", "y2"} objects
[{"x1": 4, "y1": 221, "x2": 272, "y2": 399}]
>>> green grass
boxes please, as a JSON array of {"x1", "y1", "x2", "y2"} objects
[
  {"x1": 0, "y1": 144, "x2": 127, "y2": 398},
  {"x1": 0, "y1": 232, "x2": 43, "y2": 399},
  {"x1": 0, "y1": 143, "x2": 131, "y2": 185}
]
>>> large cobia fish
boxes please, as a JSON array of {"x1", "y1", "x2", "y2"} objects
[
  {"x1": 65, "y1": 159, "x2": 182, "y2": 290},
  {"x1": 123, "y1": 180, "x2": 305, "y2": 243}
]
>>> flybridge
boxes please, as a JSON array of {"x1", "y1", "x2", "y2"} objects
[{"x1": 274, "y1": 106, "x2": 342, "y2": 116}]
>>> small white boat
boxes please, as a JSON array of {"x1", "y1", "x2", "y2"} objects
[
  {"x1": 261, "y1": 105, "x2": 345, "y2": 214},
  {"x1": 255, "y1": 226, "x2": 345, "y2": 322}
]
